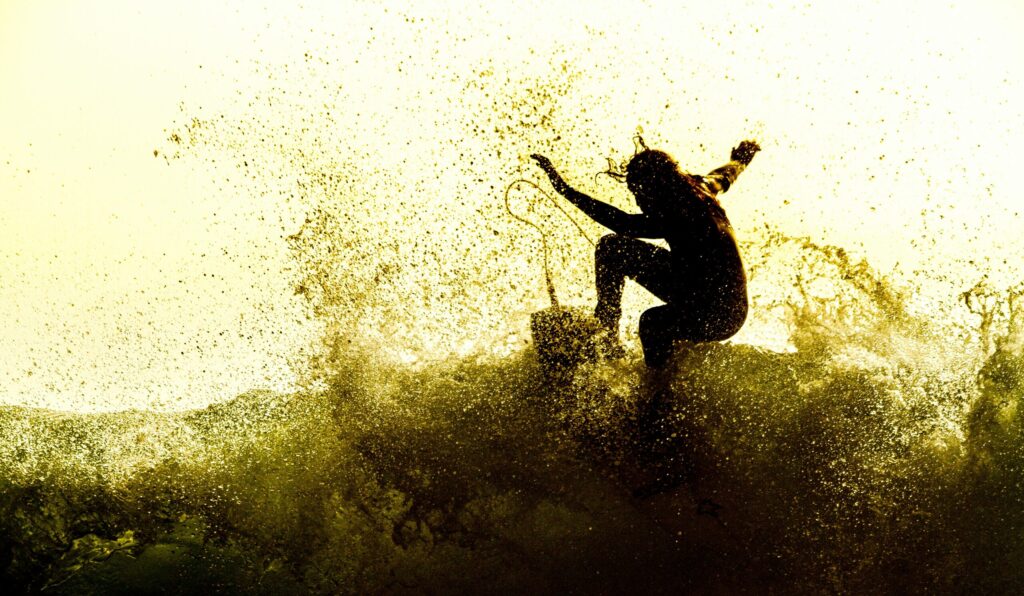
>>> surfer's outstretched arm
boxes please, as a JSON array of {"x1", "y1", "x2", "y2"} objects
[
  {"x1": 531, "y1": 154, "x2": 660, "y2": 238},
  {"x1": 702, "y1": 140, "x2": 760, "y2": 196}
]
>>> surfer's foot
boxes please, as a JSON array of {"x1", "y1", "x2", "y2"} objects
[{"x1": 592, "y1": 329, "x2": 625, "y2": 360}]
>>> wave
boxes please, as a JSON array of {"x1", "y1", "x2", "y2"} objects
[{"x1": 3, "y1": 256, "x2": 1024, "y2": 592}]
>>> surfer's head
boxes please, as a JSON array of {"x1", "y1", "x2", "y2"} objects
[{"x1": 625, "y1": 150, "x2": 683, "y2": 213}]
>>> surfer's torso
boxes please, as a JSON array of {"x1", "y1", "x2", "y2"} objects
[{"x1": 650, "y1": 174, "x2": 747, "y2": 322}]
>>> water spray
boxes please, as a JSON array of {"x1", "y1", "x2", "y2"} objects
[{"x1": 503, "y1": 177, "x2": 601, "y2": 376}]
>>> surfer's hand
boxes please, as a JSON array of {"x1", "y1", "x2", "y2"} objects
[
  {"x1": 531, "y1": 154, "x2": 569, "y2": 194},
  {"x1": 530, "y1": 153, "x2": 555, "y2": 172},
  {"x1": 731, "y1": 140, "x2": 760, "y2": 165}
]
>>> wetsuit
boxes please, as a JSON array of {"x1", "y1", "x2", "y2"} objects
[{"x1": 542, "y1": 157, "x2": 749, "y2": 367}]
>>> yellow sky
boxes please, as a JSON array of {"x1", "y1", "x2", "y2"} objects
[{"x1": 2, "y1": 0, "x2": 1023, "y2": 411}]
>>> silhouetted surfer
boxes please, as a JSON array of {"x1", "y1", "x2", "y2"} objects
[{"x1": 531, "y1": 139, "x2": 759, "y2": 367}]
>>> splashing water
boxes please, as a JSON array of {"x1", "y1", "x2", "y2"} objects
[
  {"x1": 3, "y1": 228, "x2": 1023, "y2": 592},
  {"x1": 5, "y1": 28, "x2": 1024, "y2": 592}
]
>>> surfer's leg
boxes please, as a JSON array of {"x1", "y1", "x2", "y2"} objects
[
  {"x1": 638, "y1": 305, "x2": 683, "y2": 367},
  {"x1": 640, "y1": 302, "x2": 744, "y2": 367},
  {"x1": 594, "y1": 234, "x2": 675, "y2": 333}
]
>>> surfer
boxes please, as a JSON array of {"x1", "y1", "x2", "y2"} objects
[{"x1": 531, "y1": 139, "x2": 759, "y2": 367}]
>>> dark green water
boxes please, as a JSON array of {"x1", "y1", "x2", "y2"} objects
[
  {"x1": 3, "y1": 280, "x2": 1024, "y2": 593},
  {"x1": 4, "y1": 226, "x2": 1024, "y2": 594}
]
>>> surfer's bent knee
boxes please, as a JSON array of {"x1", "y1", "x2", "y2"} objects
[
  {"x1": 596, "y1": 233, "x2": 623, "y2": 254},
  {"x1": 639, "y1": 302, "x2": 747, "y2": 344}
]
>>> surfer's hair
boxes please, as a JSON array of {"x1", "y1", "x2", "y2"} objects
[
  {"x1": 625, "y1": 149, "x2": 699, "y2": 198},
  {"x1": 626, "y1": 149, "x2": 722, "y2": 213},
  {"x1": 625, "y1": 150, "x2": 679, "y2": 188}
]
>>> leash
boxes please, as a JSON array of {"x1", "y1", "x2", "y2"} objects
[{"x1": 502, "y1": 178, "x2": 596, "y2": 307}]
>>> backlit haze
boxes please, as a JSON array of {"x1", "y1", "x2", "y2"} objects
[{"x1": 2, "y1": 0, "x2": 1023, "y2": 411}]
